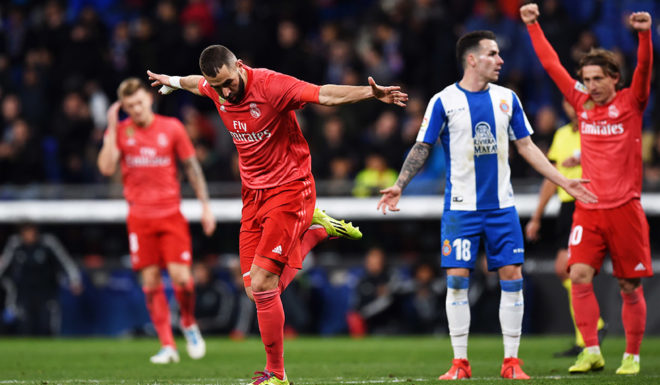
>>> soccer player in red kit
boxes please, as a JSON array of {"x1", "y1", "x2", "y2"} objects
[
  {"x1": 97, "y1": 78, "x2": 216, "y2": 364},
  {"x1": 147, "y1": 45, "x2": 407, "y2": 385},
  {"x1": 521, "y1": 3, "x2": 653, "y2": 375}
]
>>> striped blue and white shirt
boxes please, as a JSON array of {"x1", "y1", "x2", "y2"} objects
[{"x1": 417, "y1": 83, "x2": 533, "y2": 211}]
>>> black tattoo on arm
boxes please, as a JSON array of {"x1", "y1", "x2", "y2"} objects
[
  {"x1": 183, "y1": 157, "x2": 210, "y2": 204},
  {"x1": 395, "y1": 142, "x2": 432, "y2": 190}
]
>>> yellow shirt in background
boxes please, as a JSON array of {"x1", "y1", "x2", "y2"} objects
[{"x1": 547, "y1": 123, "x2": 581, "y2": 202}]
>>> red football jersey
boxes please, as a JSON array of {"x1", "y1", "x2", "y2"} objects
[
  {"x1": 116, "y1": 114, "x2": 196, "y2": 218},
  {"x1": 198, "y1": 66, "x2": 320, "y2": 189},
  {"x1": 528, "y1": 24, "x2": 652, "y2": 209}
]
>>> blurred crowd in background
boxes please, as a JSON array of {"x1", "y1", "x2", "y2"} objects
[
  {"x1": 2, "y1": 0, "x2": 660, "y2": 337},
  {"x1": 1, "y1": 222, "x2": 514, "y2": 337},
  {"x1": 2, "y1": 0, "x2": 660, "y2": 197}
]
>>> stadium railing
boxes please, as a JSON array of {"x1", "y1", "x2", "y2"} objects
[{"x1": 1, "y1": 193, "x2": 660, "y2": 223}]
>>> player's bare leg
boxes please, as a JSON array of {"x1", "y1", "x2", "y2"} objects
[
  {"x1": 497, "y1": 264, "x2": 530, "y2": 379},
  {"x1": 142, "y1": 265, "x2": 179, "y2": 364},
  {"x1": 168, "y1": 262, "x2": 205, "y2": 360},
  {"x1": 440, "y1": 268, "x2": 471, "y2": 380},
  {"x1": 568, "y1": 263, "x2": 604, "y2": 373},
  {"x1": 250, "y1": 261, "x2": 289, "y2": 385},
  {"x1": 616, "y1": 278, "x2": 644, "y2": 375}
]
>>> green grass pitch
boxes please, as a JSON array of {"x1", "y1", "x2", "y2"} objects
[{"x1": 0, "y1": 335, "x2": 658, "y2": 384}]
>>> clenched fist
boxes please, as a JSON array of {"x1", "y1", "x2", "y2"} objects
[{"x1": 520, "y1": 3, "x2": 540, "y2": 25}]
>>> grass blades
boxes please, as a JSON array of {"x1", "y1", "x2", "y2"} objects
[{"x1": 0, "y1": 335, "x2": 658, "y2": 384}]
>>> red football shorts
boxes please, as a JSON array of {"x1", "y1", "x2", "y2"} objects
[
  {"x1": 126, "y1": 211, "x2": 193, "y2": 271},
  {"x1": 239, "y1": 176, "x2": 315, "y2": 287},
  {"x1": 568, "y1": 199, "x2": 652, "y2": 278}
]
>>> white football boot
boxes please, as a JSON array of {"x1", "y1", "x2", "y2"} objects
[
  {"x1": 149, "y1": 346, "x2": 180, "y2": 364},
  {"x1": 182, "y1": 323, "x2": 206, "y2": 359}
]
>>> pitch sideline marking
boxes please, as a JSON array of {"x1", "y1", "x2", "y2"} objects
[{"x1": 3, "y1": 375, "x2": 660, "y2": 384}]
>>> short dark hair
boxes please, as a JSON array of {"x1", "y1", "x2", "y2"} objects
[
  {"x1": 577, "y1": 48, "x2": 622, "y2": 88},
  {"x1": 456, "y1": 30, "x2": 497, "y2": 69},
  {"x1": 199, "y1": 45, "x2": 237, "y2": 76}
]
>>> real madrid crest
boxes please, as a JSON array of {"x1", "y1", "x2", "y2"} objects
[
  {"x1": 249, "y1": 103, "x2": 261, "y2": 119},
  {"x1": 157, "y1": 133, "x2": 169, "y2": 147},
  {"x1": 608, "y1": 104, "x2": 619, "y2": 118}
]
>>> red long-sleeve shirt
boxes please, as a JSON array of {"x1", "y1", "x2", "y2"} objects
[{"x1": 527, "y1": 22, "x2": 652, "y2": 209}]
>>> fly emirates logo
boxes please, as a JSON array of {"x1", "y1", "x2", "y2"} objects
[
  {"x1": 126, "y1": 147, "x2": 171, "y2": 167},
  {"x1": 580, "y1": 121, "x2": 624, "y2": 136},
  {"x1": 229, "y1": 120, "x2": 271, "y2": 142}
]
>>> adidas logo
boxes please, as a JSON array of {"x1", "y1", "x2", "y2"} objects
[
  {"x1": 634, "y1": 263, "x2": 646, "y2": 271},
  {"x1": 272, "y1": 245, "x2": 282, "y2": 255},
  {"x1": 329, "y1": 218, "x2": 349, "y2": 236}
]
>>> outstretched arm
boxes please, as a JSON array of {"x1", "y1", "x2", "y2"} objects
[
  {"x1": 318, "y1": 77, "x2": 408, "y2": 107},
  {"x1": 377, "y1": 142, "x2": 432, "y2": 214},
  {"x1": 182, "y1": 157, "x2": 216, "y2": 236},
  {"x1": 515, "y1": 137, "x2": 597, "y2": 204},
  {"x1": 147, "y1": 70, "x2": 204, "y2": 96},
  {"x1": 629, "y1": 12, "x2": 653, "y2": 107}
]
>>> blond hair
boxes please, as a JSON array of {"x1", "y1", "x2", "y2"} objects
[{"x1": 117, "y1": 77, "x2": 148, "y2": 99}]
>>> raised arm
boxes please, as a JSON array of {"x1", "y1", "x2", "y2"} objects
[
  {"x1": 147, "y1": 70, "x2": 204, "y2": 96},
  {"x1": 318, "y1": 77, "x2": 408, "y2": 107},
  {"x1": 515, "y1": 136, "x2": 597, "y2": 204},
  {"x1": 182, "y1": 156, "x2": 216, "y2": 236},
  {"x1": 520, "y1": 4, "x2": 578, "y2": 99},
  {"x1": 629, "y1": 12, "x2": 653, "y2": 107},
  {"x1": 377, "y1": 141, "x2": 432, "y2": 214},
  {"x1": 97, "y1": 101, "x2": 122, "y2": 176}
]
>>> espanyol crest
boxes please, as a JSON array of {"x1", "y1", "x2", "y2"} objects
[
  {"x1": 499, "y1": 99, "x2": 510, "y2": 113},
  {"x1": 442, "y1": 240, "x2": 452, "y2": 256},
  {"x1": 157, "y1": 133, "x2": 168, "y2": 147},
  {"x1": 249, "y1": 103, "x2": 261, "y2": 118}
]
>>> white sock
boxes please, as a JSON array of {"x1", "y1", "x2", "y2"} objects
[
  {"x1": 446, "y1": 277, "x2": 470, "y2": 360},
  {"x1": 623, "y1": 352, "x2": 639, "y2": 363},
  {"x1": 500, "y1": 280, "x2": 524, "y2": 359},
  {"x1": 586, "y1": 346, "x2": 601, "y2": 355}
]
